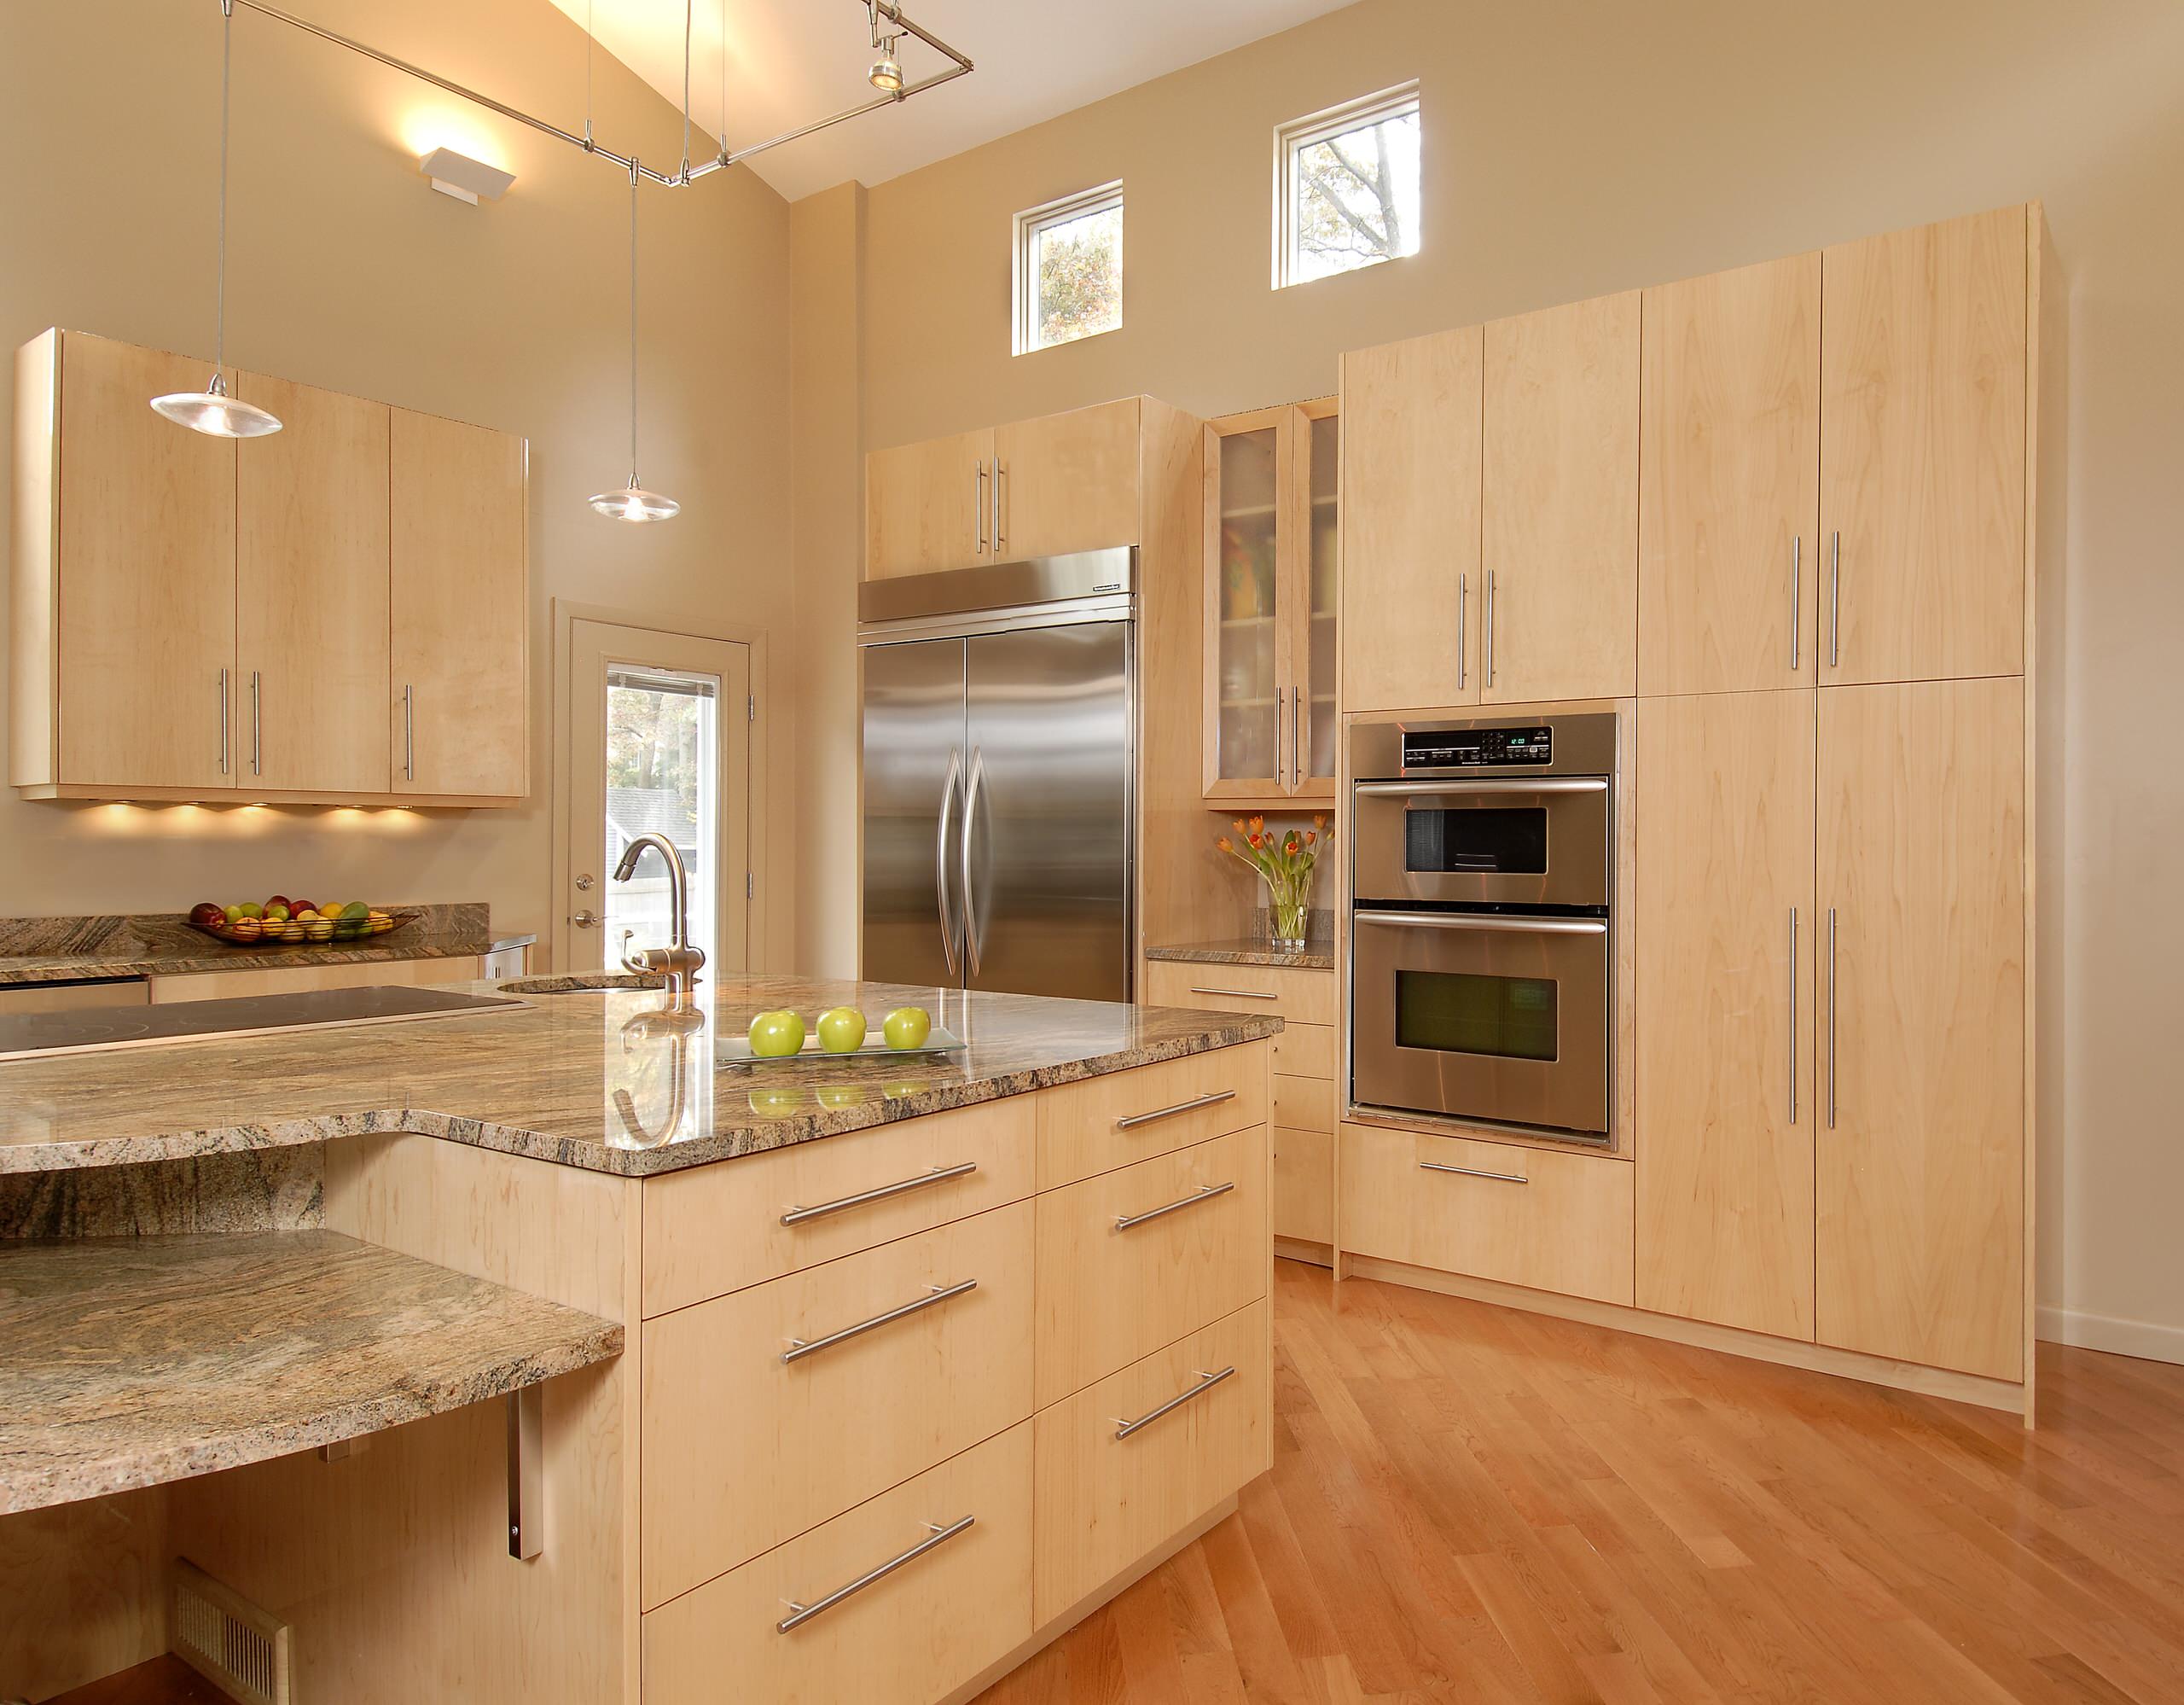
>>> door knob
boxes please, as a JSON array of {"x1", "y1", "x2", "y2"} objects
[
  {"x1": 572, "y1": 911, "x2": 599, "y2": 928},
  {"x1": 576, "y1": 873, "x2": 595, "y2": 891}
]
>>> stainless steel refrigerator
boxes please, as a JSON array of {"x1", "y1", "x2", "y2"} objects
[{"x1": 859, "y1": 549, "x2": 1135, "y2": 1002}]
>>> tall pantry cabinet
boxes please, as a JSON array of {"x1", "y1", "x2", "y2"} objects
[{"x1": 1635, "y1": 203, "x2": 2048, "y2": 1397}]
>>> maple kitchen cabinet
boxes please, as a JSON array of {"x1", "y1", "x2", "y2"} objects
[
  {"x1": 1639, "y1": 253, "x2": 1822, "y2": 696},
  {"x1": 9, "y1": 329, "x2": 529, "y2": 805},
  {"x1": 1202, "y1": 398, "x2": 1339, "y2": 800},
  {"x1": 1339, "y1": 325, "x2": 1483, "y2": 714},
  {"x1": 1481, "y1": 291, "x2": 1641, "y2": 704},
  {"x1": 864, "y1": 399, "x2": 1143, "y2": 579}
]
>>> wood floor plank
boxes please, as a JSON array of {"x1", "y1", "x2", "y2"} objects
[{"x1": 977, "y1": 1264, "x2": 2184, "y2": 1704}]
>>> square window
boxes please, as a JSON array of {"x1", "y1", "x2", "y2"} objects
[
  {"x1": 1277, "y1": 84, "x2": 1421, "y2": 288},
  {"x1": 1014, "y1": 182, "x2": 1123, "y2": 355}
]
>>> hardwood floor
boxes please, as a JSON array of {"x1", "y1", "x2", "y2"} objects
[{"x1": 979, "y1": 1259, "x2": 2184, "y2": 1704}]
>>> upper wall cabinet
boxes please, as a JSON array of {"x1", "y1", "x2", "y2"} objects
[
  {"x1": 1639, "y1": 253, "x2": 1821, "y2": 695},
  {"x1": 1340, "y1": 327, "x2": 1484, "y2": 714},
  {"x1": 13, "y1": 332, "x2": 238, "y2": 792},
  {"x1": 10, "y1": 329, "x2": 529, "y2": 805},
  {"x1": 865, "y1": 400, "x2": 1142, "y2": 579},
  {"x1": 1819, "y1": 206, "x2": 2026, "y2": 685},
  {"x1": 1204, "y1": 399, "x2": 1337, "y2": 801},
  {"x1": 1481, "y1": 292, "x2": 1641, "y2": 704}
]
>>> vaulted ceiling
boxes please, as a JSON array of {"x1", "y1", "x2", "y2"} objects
[{"x1": 544, "y1": 0, "x2": 1360, "y2": 201}]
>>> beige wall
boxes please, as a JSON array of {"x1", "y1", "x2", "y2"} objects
[
  {"x1": 829, "y1": 0, "x2": 2184, "y2": 1352},
  {"x1": 0, "y1": 0, "x2": 798, "y2": 971}
]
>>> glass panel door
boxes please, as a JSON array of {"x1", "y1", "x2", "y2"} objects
[
  {"x1": 602, "y1": 665, "x2": 720, "y2": 966},
  {"x1": 1302, "y1": 410, "x2": 1340, "y2": 788},
  {"x1": 1213, "y1": 425, "x2": 1281, "y2": 788}
]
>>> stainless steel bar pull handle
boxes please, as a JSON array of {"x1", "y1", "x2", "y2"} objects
[
  {"x1": 1419, "y1": 1160, "x2": 1529, "y2": 1185},
  {"x1": 1457, "y1": 573, "x2": 1468, "y2": 691},
  {"x1": 960, "y1": 746, "x2": 985, "y2": 978},
  {"x1": 973, "y1": 460, "x2": 988, "y2": 555},
  {"x1": 218, "y1": 667, "x2": 229, "y2": 775},
  {"x1": 1354, "y1": 909, "x2": 1606, "y2": 937},
  {"x1": 1484, "y1": 569, "x2": 1497, "y2": 688},
  {"x1": 1827, "y1": 905, "x2": 1838, "y2": 1130},
  {"x1": 250, "y1": 669, "x2": 263, "y2": 777},
  {"x1": 1114, "y1": 1365, "x2": 1237, "y2": 1440},
  {"x1": 1787, "y1": 906, "x2": 1798, "y2": 1126},
  {"x1": 781, "y1": 1161, "x2": 979, "y2": 1225},
  {"x1": 1293, "y1": 688, "x2": 1307, "y2": 785},
  {"x1": 1188, "y1": 986, "x2": 1280, "y2": 1000},
  {"x1": 781, "y1": 1277, "x2": 978, "y2": 1364},
  {"x1": 1275, "y1": 685, "x2": 1287, "y2": 788},
  {"x1": 1828, "y1": 531, "x2": 1841, "y2": 669},
  {"x1": 403, "y1": 684, "x2": 415, "y2": 781},
  {"x1": 1354, "y1": 777, "x2": 1607, "y2": 798},
  {"x1": 1114, "y1": 1180, "x2": 1234, "y2": 1232},
  {"x1": 1790, "y1": 536, "x2": 1802, "y2": 672},
  {"x1": 1114, "y1": 1089, "x2": 1236, "y2": 1132},
  {"x1": 935, "y1": 747, "x2": 962, "y2": 979},
  {"x1": 775, "y1": 1514, "x2": 976, "y2": 1633},
  {"x1": 992, "y1": 459, "x2": 1007, "y2": 556}
]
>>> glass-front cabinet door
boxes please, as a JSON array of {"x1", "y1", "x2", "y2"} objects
[{"x1": 1203, "y1": 399, "x2": 1338, "y2": 802}]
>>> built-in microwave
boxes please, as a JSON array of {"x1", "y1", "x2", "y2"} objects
[{"x1": 1348, "y1": 712, "x2": 1617, "y2": 1143}]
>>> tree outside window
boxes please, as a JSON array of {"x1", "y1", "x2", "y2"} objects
[
  {"x1": 1280, "y1": 86, "x2": 1421, "y2": 288},
  {"x1": 1015, "y1": 183, "x2": 1123, "y2": 353}
]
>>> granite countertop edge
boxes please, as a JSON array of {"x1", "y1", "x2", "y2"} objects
[
  {"x1": 0, "y1": 1014, "x2": 1285, "y2": 1180},
  {"x1": 0, "y1": 932, "x2": 537, "y2": 987},
  {"x1": 1146, "y1": 940, "x2": 1337, "y2": 972}
]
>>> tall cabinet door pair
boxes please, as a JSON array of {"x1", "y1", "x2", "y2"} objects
[{"x1": 1635, "y1": 204, "x2": 2032, "y2": 1384}]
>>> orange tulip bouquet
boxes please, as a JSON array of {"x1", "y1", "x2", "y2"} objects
[{"x1": 1216, "y1": 814, "x2": 1331, "y2": 951}]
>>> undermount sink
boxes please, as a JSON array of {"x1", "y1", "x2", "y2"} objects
[{"x1": 494, "y1": 974, "x2": 665, "y2": 996}]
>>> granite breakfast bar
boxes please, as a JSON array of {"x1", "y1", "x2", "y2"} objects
[{"x1": 0, "y1": 974, "x2": 1279, "y2": 1704}]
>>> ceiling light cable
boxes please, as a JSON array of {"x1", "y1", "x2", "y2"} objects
[
  {"x1": 583, "y1": 0, "x2": 595, "y2": 148},
  {"x1": 588, "y1": 157, "x2": 678, "y2": 521},
  {"x1": 681, "y1": 0, "x2": 692, "y2": 180}
]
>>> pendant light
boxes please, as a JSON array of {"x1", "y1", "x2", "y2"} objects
[
  {"x1": 152, "y1": 0, "x2": 282, "y2": 439},
  {"x1": 589, "y1": 160, "x2": 679, "y2": 522},
  {"x1": 867, "y1": 0, "x2": 904, "y2": 91}
]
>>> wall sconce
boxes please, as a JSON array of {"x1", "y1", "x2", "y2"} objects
[{"x1": 421, "y1": 146, "x2": 515, "y2": 204}]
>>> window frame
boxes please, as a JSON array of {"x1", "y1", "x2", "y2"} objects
[
  {"x1": 1274, "y1": 82, "x2": 1422, "y2": 290},
  {"x1": 1012, "y1": 179, "x2": 1124, "y2": 356}
]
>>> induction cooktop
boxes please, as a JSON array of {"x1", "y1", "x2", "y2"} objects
[{"x1": 0, "y1": 985, "x2": 528, "y2": 1062}]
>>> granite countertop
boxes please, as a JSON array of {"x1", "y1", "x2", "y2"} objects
[
  {"x1": 0, "y1": 902, "x2": 534, "y2": 987},
  {"x1": 0, "y1": 975, "x2": 1282, "y2": 1179},
  {"x1": 1147, "y1": 939, "x2": 1336, "y2": 971},
  {"x1": 0, "y1": 1230, "x2": 622, "y2": 1515}
]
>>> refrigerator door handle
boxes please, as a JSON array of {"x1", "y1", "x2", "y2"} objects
[
  {"x1": 936, "y1": 746, "x2": 963, "y2": 979},
  {"x1": 960, "y1": 745, "x2": 985, "y2": 979}
]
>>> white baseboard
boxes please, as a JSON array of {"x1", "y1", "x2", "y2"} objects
[{"x1": 2037, "y1": 1305, "x2": 2184, "y2": 1366}]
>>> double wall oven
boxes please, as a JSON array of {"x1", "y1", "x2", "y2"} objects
[{"x1": 1348, "y1": 713, "x2": 1618, "y2": 1144}]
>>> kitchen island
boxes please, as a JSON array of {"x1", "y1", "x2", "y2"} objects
[{"x1": 0, "y1": 974, "x2": 1278, "y2": 1704}]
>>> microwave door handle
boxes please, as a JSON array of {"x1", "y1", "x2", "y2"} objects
[
  {"x1": 1353, "y1": 777, "x2": 1609, "y2": 797},
  {"x1": 1352, "y1": 910, "x2": 1607, "y2": 936}
]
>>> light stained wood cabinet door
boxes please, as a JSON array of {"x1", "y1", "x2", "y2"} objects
[
  {"x1": 993, "y1": 398, "x2": 1141, "y2": 561},
  {"x1": 1482, "y1": 291, "x2": 1641, "y2": 703},
  {"x1": 1640, "y1": 253, "x2": 1821, "y2": 695},
  {"x1": 52, "y1": 333, "x2": 238, "y2": 790},
  {"x1": 1635, "y1": 690, "x2": 1815, "y2": 1341},
  {"x1": 1816, "y1": 677, "x2": 2024, "y2": 1380},
  {"x1": 864, "y1": 427, "x2": 994, "y2": 579},
  {"x1": 388, "y1": 407, "x2": 527, "y2": 798},
  {"x1": 235, "y1": 374, "x2": 391, "y2": 794},
  {"x1": 1819, "y1": 206, "x2": 2026, "y2": 685},
  {"x1": 1339, "y1": 327, "x2": 1484, "y2": 713}
]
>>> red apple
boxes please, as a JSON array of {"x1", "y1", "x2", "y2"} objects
[{"x1": 188, "y1": 902, "x2": 225, "y2": 928}]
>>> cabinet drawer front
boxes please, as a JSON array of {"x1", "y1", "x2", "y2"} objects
[
  {"x1": 1270, "y1": 1020, "x2": 1335, "y2": 1081},
  {"x1": 643, "y1": 1098, "x2": 1037, "y2": 1315},
  {"x1": 1033, "y1": 1301, "x2": 1269, "y2": 1626},
  {"x1": 1143, "y1": 960, "x2": 1335, "y2": 1026},
  {"x1": 1035, "y1": 1126, "x2": 1268, "y2": 1406},
  {"x1": 645, "y1": 1423, "x2": 1032, "y2": 1705},
  {"x1": 1272, "y1": 1074, "x2": 1336, "y2": 1134},
  {"x1": 1036, "y1": 1043, "x2": 1265, "y2": 1190},
  {"x1": 642, "y1": 1202, "x2": 1033, "y2": 1609},
  {"x1": 1272, "y1": 1126, "x2": 1334, "y2": 1245},
  {"x1": 1339, "y1": 1123, "x2": 1634, "y2": 1305}
]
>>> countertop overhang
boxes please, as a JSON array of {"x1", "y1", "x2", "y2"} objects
[{"x1": 0, "y1": 975, "x2": 1282, "y2": 1178}]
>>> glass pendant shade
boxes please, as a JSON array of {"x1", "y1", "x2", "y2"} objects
[
  {"x1": 590, "y1": 479, "x2": 680, "y2": 523},
  {"x1": 151, "y1": 372, "x2": 282, "y2": 439}
]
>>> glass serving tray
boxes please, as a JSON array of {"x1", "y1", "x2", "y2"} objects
[{"x1": 717, "y1": 1024, "x2": 967, "y2": 1065}]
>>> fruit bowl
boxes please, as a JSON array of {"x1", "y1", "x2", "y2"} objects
[{"x1": 185, "y1": 905, "x2": 410, "y2": 949}]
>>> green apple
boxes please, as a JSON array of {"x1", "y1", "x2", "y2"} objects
[
  {"x1": 882, "y1": 1006, "x2": 932, "y2": 1050},
  {"x1": 816, "y1": 1006, "x2": 868, "y2": 1054},
  {"x1": 746, "y1": 1010, "x2": 806, "y2": 1058}
]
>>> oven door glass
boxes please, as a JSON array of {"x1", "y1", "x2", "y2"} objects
[
  {"x1": 1351, "y1": 910, "x2": 1610, "y2": 1138},
  {"x1": 1353, "y1": 782, "x2": 1609, "y2": 908}
]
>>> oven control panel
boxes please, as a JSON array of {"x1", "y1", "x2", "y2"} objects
[{"x1": 1400, "y1": 725, "x2": 1553, "y2": 770}]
